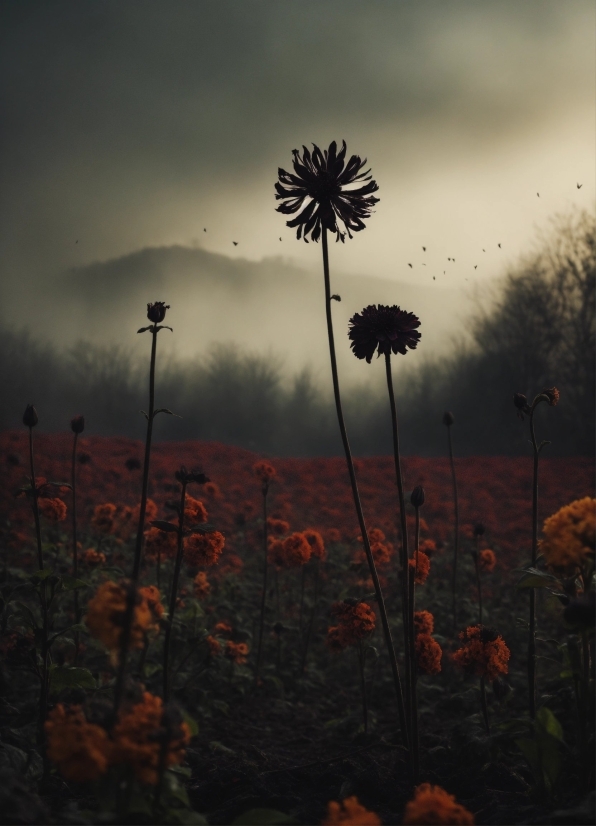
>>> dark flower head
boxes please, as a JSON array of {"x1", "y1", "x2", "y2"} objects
[
  {"x1": 540, "y1": 386, "x2": 560, "y2": 407},
  {"x1": 175, "y1": 466, "x2": 209, "y2": 485},
  {"x1": 147, "y1": 302, "x2": 170, "y2": 324},
  {"x1": 22, "y1": 404, "x2": 38, "y2": 428},
  {"x1": 473, "y1": 522, "x2": 485, "y2": 538},
  {"x1": 348, "y1": 304, "x2": 421, "y2": 363},
  {"x1": 513, "y1": 392, "x2": 529, "y2": 420},
  {"x1": 410, "y1": 486, "x2": 425, "y2": 509},
  {"x1": 70, "y1": 415, "x2": 85, "y2": 434},
  {"x1": 442, "y1": 411, "x2": 454, "y2": 427},
  {"x1": 275, "y1": 141, "x2": 379, "y2": 243}
]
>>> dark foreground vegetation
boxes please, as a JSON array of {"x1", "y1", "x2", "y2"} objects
[{"x1": 1, "y1": 211, "x2": 594, "y2": 458}]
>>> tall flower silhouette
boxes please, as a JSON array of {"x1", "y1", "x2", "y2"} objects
[
  {"x1": 275, "y1": 141, "x2": 379, "y2": 242},
  {"x1": 348, "y1": 304, "x2": 421, "y2": 363}
]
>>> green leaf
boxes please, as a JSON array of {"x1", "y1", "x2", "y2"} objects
[
  {"x1": 13, "y1": 601, "x2": 39, "y2": 630},
  {"x1": 185, "y1": 523, "x2": 216, "y2": 536},
  {"x1": 60, "y1": 575, "x2": 89, "y2": 591},
  {"x1": 182, "y1": 710, "x2": 199, "y2": 737},
  {"x1": 153, "y1": 408, "x2": 182, "y2": 418},
  {"x1": 232, "y1": 809, "x2": 298, "y2": 825},
  {"x1": 50, "y1": 666, "x2": 96, "y2": 693},
  {"x1": 536, "y1": 707, "x2": 564, "y2": 742},
  {"x1": 151, "y1": 520, "x2": 180, "y2": 534},
  {"x1": 515, "y1": 737, "x2": 541, "y2": 783},
  {"x1": 209, "y1": 740, "x2": 234, "y2": 755},
  {"x1": 30, "y1": 568, "x2": 53, "y2": 582},
  {"x1": 516, "y1": 568, "x2": 560, "y2": 590},
  {"x1": 137, "y1": 326, "x2": 151, "y2": 333}
]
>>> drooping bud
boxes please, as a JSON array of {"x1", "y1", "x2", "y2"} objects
[
  {"x1": 540, "y1": 386, "x2": 560, "y2": 407},
  {"x1": 442, "y1": 411, "x2": 454, "y2": 426},
  {"x1": 410, "y1": 485, "x2": 425, "y2": 508},
  {"x1": 147, "y1": 302, "x2": 170, "y2": 323},
  {"x1": 513, "y1": 393, "x2": 527, "y2": 411},
  {"x1": 70, "y1": 414, "x2": 85, "y2": 434},
  {"x1": 22, "y1": 404, "x2": 38, "y2": 428},
  {"x1": 473, "y1": 523, "x2": 485, "y2": 538}
]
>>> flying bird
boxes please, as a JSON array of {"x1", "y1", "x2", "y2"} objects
[
  {"x1": 474, "y1": 265, "x2": 477, "y2": 269},
  {"x1": 577, "y1": 183, "x2": 583, "y2": 189},
  {"x1": 537, "y1": 193, "x2": 540, "y2": 197},
  {"x1": 433, "y1": 276, "x2": 436, "y2": 280},
  {"x1": 75, "y1": 240, "x2": 78, "y2": 244},
  {"x1": 279, "y1": 237, "x2": 282, "y2": 241},
  {"x1": 408, "y1": 263, "x2": 413, "y2": 268},
  {"x1": 233, "y1": 242, "x2": 238, "y2": 246},
  {"x1": 203, "y1": 228, "x2": 207, "y2": 232},
  {"x1": 498, "y1": 243, "x2": 502, "y2": 248},
  {"x1": 447, "y1": 257, "x2": 451, "y2": 261},
  {"x1": 422, "y1": 246, "x2": 426, "y2": 251},
  {"x1": 422, "y1": 263, "x2": 426, "y2": 266},
  {"x1": 482, "y1": 248, "x2": 486, "y2": 252}
]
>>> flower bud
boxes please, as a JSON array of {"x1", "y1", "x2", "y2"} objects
[
  {"x1": 147, "y1": 302, "x2": 170, "y2": 323},
  {"x1": 513, "y1": 393, "x2": 527, "y2": 411},
  {"x1": 70, "y1": 414, "x2": 85, "y2": 434},
  {"x1": 473, "y1": 522, "x2": 485, "y2": 538},
  {"x1": 410, "y1": 485, "x2": 425, "y2": 508},
  {"x1": 22, "y1": 404, "x2": 38, "y2": 428},
  {"x1": 540, "y1": 386, "x2": 560, "y2": 407},
  {"x1": 442, "y1": 411, "x2": 454, "y2": 426}
]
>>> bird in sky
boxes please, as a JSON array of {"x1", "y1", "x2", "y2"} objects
[
  {"x1": 408, "y1": 263, "x2": 413, "y2": 268},
  {"x1": 422, "y1": 263, "x2": 426, "y2": 266},
  {"x1": 537, "y1": 192, "x2": 540, "y2": 197},
  {"x1": 498, "y1": 243, "x2": 502, "y2": 248},
  {"x1": 422, "y1": 246, "x2": 426, "y2": 251},
  {"x1": 233, "y1": 242, "x2": 238, "y2": 246},
  {"x1": 75, "y1": 240, "x2": 78, "y2": 244},
  {"x1": 577, "y1": 183, "x2": 583, "y2": 189},
  {"x1": 203, "y1": 228, "x2": 207, "y2": 232},
  {"x1": 474, "y1": 265, "x2": 477, "y2": 269},
  {"x1": 483, "y1": 248, "x2": 486, "y2": 252},
  {"x1": 433, "y1": 276, "x2": 436, "y2": 280},
  {"x1": 447, "y1": 257, "x2": 451, "y2": 261},
  {"x1": 279, "y1": 237, "x2": 282, "y2": 241}
]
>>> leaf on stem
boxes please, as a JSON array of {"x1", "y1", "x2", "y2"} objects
[{"x1": 150, "y1": 520, "x2": 180, "y2": 534}]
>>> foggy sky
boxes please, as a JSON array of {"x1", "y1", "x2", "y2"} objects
[{"x1": 1, "y1": 1, "x2": 595, "y2": 341}]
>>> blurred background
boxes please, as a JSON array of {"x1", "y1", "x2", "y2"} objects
[{"x1": 1, "y1": 1, "x2": 594, "y2": 455}]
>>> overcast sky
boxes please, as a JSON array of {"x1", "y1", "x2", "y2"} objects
[{"x1": 1, "y1": 0, "x2": 594, "y2": 302}]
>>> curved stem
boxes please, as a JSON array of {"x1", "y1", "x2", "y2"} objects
[
  {"x1": 358, "y1": 640, "x2": 368, "y2": 735},
  {"x1": 71, "y1": 431, "x2": 80, "y2": 663},
  {"x1": 528, "y1": 406, "x2": 539, "y2": 719},
  {"x1": 163, "y1": 481, "x2": 187, "y2": 701},
  {"x1": 321, "y1": 229, "x2": 408, "y2": 749},
  {"x1": 255, "y1": 485, "x2": 269, "y2": 685},
  {"x1": 446, "y1": 425, "x2": 459, "y2": 634}
]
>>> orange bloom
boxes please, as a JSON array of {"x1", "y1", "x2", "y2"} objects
[
  {"x1": 204, "y1": 481, "x2": 221, "y2": 499},
  {"x1": 452, "y1": 625, "x2": 510, "y2": 681},
  {"x1": 403, "y1": 783, "x2": 474, "y2": 824},
  {"x1": 185, "y1": 531, "x2": 225, "y2": 567},
  {"x1": 219, "y1": 553, "x2": 244, "y2": 576},
  {"x1": 193, "y1": 571, "x2": 210, "y2": 599},
  {"x1": 81, "y1": 548, "x2": 107, "y2": 566},
  {"x1": 38, "y1": 497, "x2": 67, "y2": 522},
  {"x1": 409, "y1": 551, "x2": 431, "y2": 585},
  {"x1": 213, "y1": 621, "x2": 233, "y2": 636},
  {"x1": 91, "y1": 503, "x2": 117, "y2": 534},
  {"x1": 327, "y1": 625, "x2": 349, "y2": 652},
  {"x1": 540, "y1": 497, "x2": 595, "y2": 574},
  {"x1": 267, "y1": 517, "x2": 290, "y2": 536},
  {"x1": 225, "y1": 640, "x2": 249, "y2": 664},
  {"x1": 45, "y1": 704, "x2": 111, "y2": 782},
  {"x1": 139, "y1": 585, "x2": 164, "y2": 620},
  {"x1": 323, "y1": 795, "x2": 381, "y2": 825},
  {"x1": 478, "y1": 549, "x2": 496, "y2": 572},
  {"x1": 303, "y1": 529, "x2": 326, "y2": 560},
  {"x1": 253, "y1": 461, "x2": 276, "y2": 483},
  {"x1": 413, "y1": 610, "x2": 434, "y2": 636},
  {"x1": 331, "y1": 601, "x2": 376, "y2": 645},
  {"x1": 112, "y1": 692, "x2": 190, "y2": 785},
  {"x1": 415, "y1": 634, "x2": 442, "y2": 675},
  {"x1": 206, "y1": 635, "x2": 221, "y2": 656},
  {"x1": 281, "y1": 532, "x2": 312, "y2": 566},
  {"x1": 268, "y1": 538, "x2": 286, "y2": 566},
  {"x1": 85, "y1": 581, "x2": 154, "y2": 651},
  {"x1": 144, "y1": 526, "x2": 178, "y2": 561},
  {"x1": 184, "y1": 496, "x2": 208, "y2": 523},
  {"x1": 419, "y1": 538, "x2": 437, "y2": 555}
]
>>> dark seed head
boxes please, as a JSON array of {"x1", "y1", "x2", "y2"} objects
[
  {"x1": 473, "y1": 523, "x2": 485, "y2": 538},
  {"x1": 70, "y1": 414, "x2": 85, "y2": 434},
  {"x1": 147, "y1": 302, "x2": 170, "y2": 323},
  {"x1": 22, "y1": 404, "x2": 38, "y2": 428},
  {"x1": 410, "y1": 485, "x2": 425, "y2": 509}
]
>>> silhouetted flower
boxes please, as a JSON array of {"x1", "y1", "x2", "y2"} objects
[
  {"x1": 348, "y1": 304, "x2": 421, "y2": 363},
  {"x1": 410, "y1": 486, "x2": 425, "y2": 508},
  {"x1": 513, "y1": 393, "x2": 529, "y2": 420},
  {"x1": 275, "y1": 141, "x2": 379, "y2": 243},
  {"x1": 22, "y1": 404, "x2": 38, "y2": 428},
  {"x1": 541, "y1": 386, "x2": 560, "y2": 406},
  {"x1": 70, "y1": 415, "x2": 85, "y2": 434},
  {"x1": 147, "y1": 302, "x2": 170, "y2": 323}
]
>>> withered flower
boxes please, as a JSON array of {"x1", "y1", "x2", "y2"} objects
[
  {"x1": 22, "y1": 404, "x2": 38, "y2": 428},
  {"x1": 275, "y1": 141, "x2": 379, "y2": 243},
  {"x1": 540, "y1": 386, "x2": 560, "y2": 406},
  {"x1": 147, "y1": 302, "x2": 170, "y2": 324},
  {"x1": 513, "y1": 393, "x2": 529, "y2": 420},
  {"x1": 410, "y1": 485, "x2": 425, "y2": 508},
  {"x1": 70, "y1": 415, "x2": 85, "y2": 434},
  {"x1": 348, "y1": 304, "x2": 421, "y2": 363}
]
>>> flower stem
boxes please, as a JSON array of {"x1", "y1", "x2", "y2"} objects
[
  {"x1": 528, "y1": 406, "x2": 539, "y2": 719},
  {"x1": 255, "y1": 483, "x2": 269, "y2": 685},
  {"x1": 446, "y1": 423, "x2": 459, "y2": 634},
  {"x1": 300, "y1": 559, "x2": 320, "y2": 674},
  {"x1": 409, "y1": 509, "x2": 420, "y2": 782},
  {"x1": 358, "y1": 640, "x2": 368, "y2": 735},
  {"x1": 71, "y1": 430, "x2": 81, "y2": 664},
  {"x1": 321, "y1": 228, "x2": 408, "y2": 749},
  {"x1": 163, "y1": 480, "x2": 188, "y2": 701},
  {"x1": 480, "y1": 675, "x2": 490, "y2": 735},
  {"x1": 474, "y1": 542, "x2": 483, "y2": 626}
]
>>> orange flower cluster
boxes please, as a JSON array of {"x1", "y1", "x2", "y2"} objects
[
  {"x1": 112, "y1": 692, "x2": 191, "y2": 785},
  {"x1": 184, "y1": 495, "x2": 208, "y2": 523},
  {"x1": 303, "y1": 528, "x2": 326, "y2": 560},
  {"x1": 204, "y1": 481, "x2": 221, "y2": 499},
  {"x1": 540, "y1": 497, "x2": 595, "y2": 574},
  {"x1": 91, "y1": 503, "x2": 117, "y2": 534},
  {"x1": 327, "y1": 601, "x2": 376, "y2": 650},
  {"x1": 419, "y1": 538, "x2": 437, "y2": 555},
  {"x1": 38, "y1": 497, "x2": 67, "y2": 522},
  {"x1": 193, "y1": 571, "x2": 210, "y2": 599},
  {"x1": 403, "y1": 783, "x2": 474, "y2": 825},
  {"x1": 413, "y1": 610, "x2": 434, "y2": 636},
  {"x1": 205, "y1": 635, "x2": 221, "y2": 656},
  {"x1": 478, "y1": 549, "x2": 496, "y2": 572},
  {"x1": 144, "y1": 526, "x2": 178, "y2": 561},
  {"x1": 409, "y1": 551, "x2": 431, "y2": 585},
  {"x1": 225, "y1": 640, "x2": 249, "y2": 664},
  {"x1": 85, "y1": 581, "x2": 160, "y2": 651},
  {"x1": 356, "y1": 527, "x2": 394, "y2": 567},
  {"x1": 415, "y1": 634, "x2": 442, "y2": 675},
  {"x1": 219, "y1": 553, "x2": 244, "y2": 577},
  {"x1": 213, "y1": 621, "x2": 233, "y2": 635},
  {"x1": 185, "y1": 531, "x2": 225, "y2": 567},
  {"x1": 253, "y1": 461, "x2": 276, "y2": 483},
  {"x1": 81, "y1": 548, "x2": 107, "y2": 566},
  {"x1": 281, "y1": 532, "x2": 312, "y2": 566},
  {"x1": 452, "y1": 625, "x2": 510, "y2": 681},
  {"x1": 45, "y1": 704, "x2": 110, "y2": 782},
  {"x1": 139, "y1": 585, "x2": 164, "y2": 621},
  {"x1": 323, "y1": 795, "x2": 381, "y2": 825},
  {"x1": 267, "y1": 517, "x2": 290, "y2": 536}
]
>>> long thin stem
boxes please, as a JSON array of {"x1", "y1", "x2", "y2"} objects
[
  {"x1": 384, "y1": 351, "x2": 412, "y2": 740},
  {"x1": 113, "y1": 324, "x2": 159, "y2": 721},
  {"x1": 528, "y1": 407, "x2": 539, "y2": 719},
  {"x1": 446, "y1": 424, "x2": 459, "y2": 634},
  {"x1": 300, "y1": 559, "x2": 320, "y2": 674},
  {"x1": 163, "y1": 481, "x2": 187, "y2": 701},
  {"x1": 480, "y1": 676, "x2": 490, "y2": 735},
  {"x1": 255, "y1": 484, "x2": 269, "y2": 685},
  {"x1": 321, "y1": 229, "x2": 408, "y2": 749},
  {"x1": 358, "y1": 640, "x2": 368, "y2": 735},
  {"x1": 410, "y1": 508, "x2": 420, "y2": 782},
  {"x1": 71, "y1": 430, "x2": 80, "y2": 663},
  {"x1": 474, "y1": 545, "x2": 483, "y2": 625}
]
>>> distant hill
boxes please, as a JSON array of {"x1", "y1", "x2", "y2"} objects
[{"x1": 33, "y1": 245, "x2": 469, "y2": 382}]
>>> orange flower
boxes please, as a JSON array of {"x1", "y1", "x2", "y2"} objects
[
  {"x1": 267, "y1": 517, "x2": 290, "y2": 536},
  {"x1": 253, "y1": 461, "x2": 276, "y2": 483},
  {"x1": 281, "y1": 532, "x2": 312, "y2": 566},
  {"x1": 327, "y1": 625, "x2": 349, "y2": 652},
  {"x1": 268, "y1": 538, "x2": 286, "y2": 566},
  {"x1": 409, "y1": 551, "x2": 430, "y2": 585},
  {"x1": 45, "y1": 704, "x2": 111, "y2": 783},
  {"x1": 213, "y1": 621, "x2": 233, "y2": 636},
  {"x1": 219, "y1": 553, "x2": 244, "y2": 576},
  {"x1": 331, "y1": 601, "x2": 376, "y2": 645},
  {"x1": 419, "y1": 538, "x2": 437, "y2": 555},
  {"x1": 303, "y1": 529, "x2": 326, "y2": 560},
  {"x1": 415, "y1": 634, "x2": 442, "y2": 675},
  {"x1": 85, "y1": 581, "x2": 154, "y2": 651},
  {"x1": 478, "y1": 549, "x2": 496, "y2": 572},
  {"x1": 323, "y1": 795, "x2": 381, "y2": 825},
  {"x1": 38, "y1": 497, "x2": 67, "y2": 522},
  {"x1": 193, "y1": 571, "x2": 210, "y2": 599},
  {"x1": 112, "y1": 692, "x2": 191, "y2": 785},
  {"x1": 184, "y1": 496, "x2": 208, "y2": 523},
  {"x1": 413, "y1": 610, "x2": 434, "y2": 636},
  {"x1": 139, "y1": 585, "x2": 164, "y2": 621},
  {"x1": 185, "y1": 531, "x2": 225, "y2": 567},
  {"x1": 144, "y1": 526, "x2": 178, "y2": 561},
  {"x1": 206, "y1": 635, "x2": 221, "y2": 656},
  {"x1": 82, "y1": 548, "x2": 107, "y2": 566},
  {"x1": 225, "y1": 640, "x2": 249, "y2": 664},
  {"x1": 403, "y1": 783, "x2": 474, "y2": 824},
  {"x1": 204, "y1": 481, "x2": 221, "y2": 499},
  {"x1": 452, "y1": 625, "x2": 510, "y2": 681},
  {"x1": 540, "y1": 497, "x2": 595, "y2": 574},
  {"x1": 91, "y1": 503, "x2": 117, "y2": 534}
]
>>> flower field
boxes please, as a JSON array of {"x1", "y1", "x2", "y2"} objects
[{"x1": 0, "y1": 426, "x2": 593, "y2": 824}]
